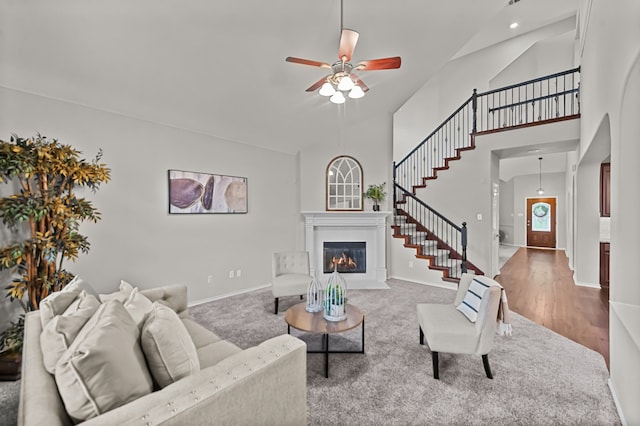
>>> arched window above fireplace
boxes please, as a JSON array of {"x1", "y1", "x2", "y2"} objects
[{"x1": 326, "y1": 156, "x2": 362, "y2": 211}]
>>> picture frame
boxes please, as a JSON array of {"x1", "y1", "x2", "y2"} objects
[{"x1": 168, "y1": 169, "x2": 248, "y2": 214}]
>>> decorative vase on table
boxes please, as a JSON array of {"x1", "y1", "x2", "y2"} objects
[
  {"x1": 323, "y1": 268, "x2": 347, "y2": 321},
  {"x1": 306, "y1": 273, "x2": 323, "y2": 313}
]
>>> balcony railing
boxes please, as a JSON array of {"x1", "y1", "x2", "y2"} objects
[{"x1": 394, "y1": 67, "x2": 580, "y2": 194}]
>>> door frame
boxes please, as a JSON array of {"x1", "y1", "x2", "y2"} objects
[
  {"x1": 524, "y1": 196, "x2": 558, "y2": 248},
  {"x1": 491, "y1": 182, "x2": 500, "y2": 277}
]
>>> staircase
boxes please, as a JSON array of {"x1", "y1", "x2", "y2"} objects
[
  {"x1": 392, "y1": 214, "x2": 479, "y2": 282},
  {"x1": 393, "y1": 67, "x2": 581, "y2": 282}
]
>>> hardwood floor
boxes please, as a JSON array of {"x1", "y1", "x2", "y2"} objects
[{"x1": 494, "y1": 247, "x2": 610, "y2": 369}]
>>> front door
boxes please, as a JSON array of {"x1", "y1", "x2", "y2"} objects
[{"x1": 526, "y1": 197, "x2": 556, "y2": 248}]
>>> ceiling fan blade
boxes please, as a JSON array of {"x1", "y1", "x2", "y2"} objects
[
  {"x1": 305, "y1": 75, "x2": 331, "y2": 92},
  {"x1": 338, "y1": 29, "x2": 359, "y2": 62},
  {"x1": 355, "y1": 56, "x2": 402, "y2": 71},
  {"x1": 286, "y1": 57, "x2": 331, "y2": 69},
  {"x1": 351, "y1": 75, "x2": 369, "y2": 92}
]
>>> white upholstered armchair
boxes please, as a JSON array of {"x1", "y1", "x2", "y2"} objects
[
  {"x1": 417, "y1": 273, "x2": 502, "y2": 379},
  {"x1": 271, "y1": 251, "x2": 313, "y2": 314}
]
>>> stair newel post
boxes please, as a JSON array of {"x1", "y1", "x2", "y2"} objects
[
  {"x1": 461, "y1": 222, "x2": 468, "y2": 274},
  {"x1": 472, "y1": 89, "x2": 478, "y2": 134}
]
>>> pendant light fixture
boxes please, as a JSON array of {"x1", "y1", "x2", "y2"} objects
[{"x1": 536, "y1": 157, "x2": 545, "y2": 195}]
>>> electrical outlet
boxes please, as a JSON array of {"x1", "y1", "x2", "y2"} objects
[
  {"x1": 236, "y1": 269, "x2": 241, "y2": 278},
  {"x1": 408, "y1": 261, "x2": 414, "y2": 268},
  {"x1": 228, "y1": 270, "x2": 234, "y2": 279},
  {"x1": 207, "y1": 275, "x2": 213, "y2": 284}
]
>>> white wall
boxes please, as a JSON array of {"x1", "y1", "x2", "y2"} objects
[
  {"x1": 578, "y1": 0, "x2": 640, "y2": 423},
  {"x1": 564, "y1": 150, "x2": 578, "y2": 269},
  {"x1": 609, "y1": 38, "x2": 640, "y2": 426},
  {"x1": 499, "y1": 179, "x2": 515, "y2": 245},
  {"x1": 0, "y1": 87, "x2": 300, "y2": 319},
  {"x1": 393, "y1": 17, "x2": 577, "y2": 161},
  {"x1": 299, "y1": 113, "x2": 393, "y2": 214},
  {"x1": 574, "y1": 128, "x2": 608, "y2": 287},
  {"x1": 489, "y1": 30, "x2": 576, "y2": 89}
]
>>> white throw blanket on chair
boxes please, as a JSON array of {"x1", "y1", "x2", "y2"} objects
[{"x1": 496, "y1": 286, "x2": 513, "y2": 336}]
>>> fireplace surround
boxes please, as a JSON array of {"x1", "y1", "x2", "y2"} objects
[{"x1": 302, "y1": 211, "x2": 390, "y2": 285}]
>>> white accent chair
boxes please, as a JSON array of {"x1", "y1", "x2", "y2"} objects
[
  {"x1": 271, "y1": 251, "x2": 313, "y2": 314},
  {"x1": 417, "y1": 273, "x2": 502, "y2": 379}
]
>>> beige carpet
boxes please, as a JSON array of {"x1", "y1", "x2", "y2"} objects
[{"x1": 190, "y1": 278, "x2": 620, "y2": 425}]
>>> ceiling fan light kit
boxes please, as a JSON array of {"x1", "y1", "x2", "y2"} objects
[
  {"x1": 330, "y1": 91, "x2": 346, "y2": 104},
  {"x1": 319, "y1": 82, "x2": 336, "y2": 97},
  {"x1": 348, "y1": 85, "x2": 365, "y2": 99},
  {"x1": 285, "y1": 0, "x2": 401, "y2": 105}
]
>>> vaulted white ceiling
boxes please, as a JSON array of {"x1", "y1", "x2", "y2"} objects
[{"x1": 0, "y1": 0, "x2": 578, "y2": 154}]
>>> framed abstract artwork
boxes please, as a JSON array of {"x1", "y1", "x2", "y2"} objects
[{"x1": 168, "y1": 169, "x2": 248, "y2": 214}]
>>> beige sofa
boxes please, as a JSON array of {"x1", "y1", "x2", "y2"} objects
[{"x1": 18, "y1": 284, "x2": 308, "y2": 425}]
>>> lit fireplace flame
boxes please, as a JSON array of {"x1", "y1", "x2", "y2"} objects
[{"x1": 328, "y1": 252, "x2": 358, "y2": 270}]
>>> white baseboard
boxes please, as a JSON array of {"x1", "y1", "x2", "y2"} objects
[
  {"x1": 388, "y1": 275, "x2": 457, "y2": 291},
  {"x1": 575, "y1": 281, "x2": 601, "y2": 289},
  {"x1": 608, "y1": 378, "x2": 627, "y2": 426},
  {"x1": 188, "y1": 283, "x2": 271, "y2": 307}
]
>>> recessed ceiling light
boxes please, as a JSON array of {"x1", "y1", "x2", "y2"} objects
[
  {"x1": 510, "y1": 22, "x2": 519, "y2": 29},
  {"x1": 527, "y1": 148, "x2": 540, "y2": 153}
]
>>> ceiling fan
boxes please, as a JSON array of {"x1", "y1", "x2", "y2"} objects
[{"x1": 285, "y1": 2, "x2": 401, "y2": 104}]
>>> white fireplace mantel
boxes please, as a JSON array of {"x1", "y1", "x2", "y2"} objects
[{"x1": 302, "y1": 211, "x2": 391, "y2": 283}]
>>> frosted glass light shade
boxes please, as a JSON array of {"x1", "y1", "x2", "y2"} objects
[
  {"x1": 348, "y1": 85, "x2": 365, "y2": 99},
  {"x1": 319, "y1": 82, "x2": 336, "y2": 97},
  {"x1": 337, "y1": 75, "x2": 354, "y2": 91},
  {"x1": 330, "y1": 91, "x2": 346, "y2": 104}
]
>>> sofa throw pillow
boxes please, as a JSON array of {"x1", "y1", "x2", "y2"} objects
[
  {"x1": 40, "y1": 291, "x2": 101, "y2": 374},
  {"x1": 123, "y1": 287, "x2": 154, "y2": 328},
  {"x1": 39, "y1": 279, "x2": 83, "y2": 328},
  {"x1": 456, "y1": 276, "x2": 492, "y2": 322},
  {"x1": 66, "y1": 275, "x2": 99, "y2": 297},
  {"x1": 54, "y1": 301, "x2": 153, "y2": 423},
  {"x1": 98, "y1": 279, "x2": 134, "y2": 303},
  {"x1": 141, "y1": 302, "x2": 200, "y2": 388}
]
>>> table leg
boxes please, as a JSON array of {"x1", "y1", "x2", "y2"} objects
[
  {"x1": 361, "y1": 316, "x2": 365, "y2": 353},
  {"x1": 324, "y1": 333, "x2": 329, "y2": 378}
]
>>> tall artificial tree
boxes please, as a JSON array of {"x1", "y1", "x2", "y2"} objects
[{"x1": 0, "y1": 134, "x2": 110, "y2": 352}]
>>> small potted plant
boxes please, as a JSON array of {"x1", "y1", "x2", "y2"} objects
[{"x1": 365, "y1": 182, "x2": 386, "y2": 211}]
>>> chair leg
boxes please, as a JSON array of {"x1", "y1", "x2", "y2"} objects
[
  {"x1": 419, "y1": 327, "x2": 424, "y2": 345},
  {"x1": 274, "y1": 298, "x2": 279, "y2": 315},
  {"x1": 431, "y1": 351, "x2": 439, "y2": 380},
  {"x1": 482, "y1": 354, "x2": 493, "y2": 379}
]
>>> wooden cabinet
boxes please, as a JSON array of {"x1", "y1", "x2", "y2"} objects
[
  {"x1": 600, "y1": 242, "x2": 610, "y2": 288},
  {"x1": 600, "y1": 163, "x2": 610, "y2": 217}
]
